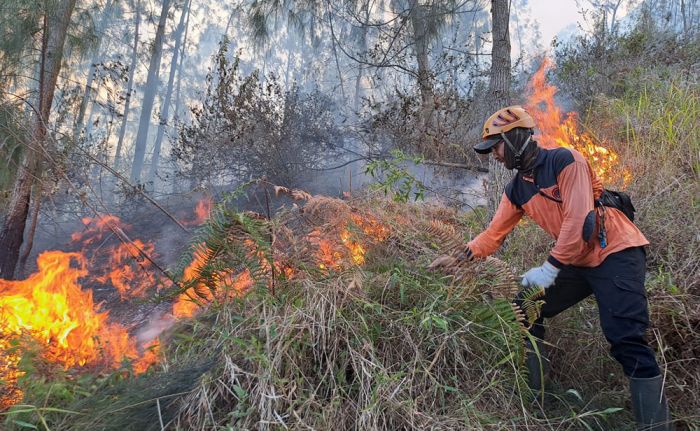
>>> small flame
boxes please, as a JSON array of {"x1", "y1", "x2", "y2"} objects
[
  {"x1": 191, "y1": 197, "x2": 213, "y2": 225},
  {"x1": 172, "y1": 245, "x2": 214, "y2": 318},
  {"x1": 75, "y1": 215, "x2": 159, "y2": 300},
  {"x1": 171, "y1": 243, "x2": 255, "y2": 319},
  {"x1": 340, "y1": 230, "x2": 366, "y2": 265},
  {"x1": 526, "y1": 58, "x2": 631, "y2": 186},
  {"x1": 310, "y1": 213, "x2": 389, "y2": 270}
]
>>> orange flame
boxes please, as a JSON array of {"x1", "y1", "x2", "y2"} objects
[
  {"x1": 74, "y1": 215, "x2": 160, "y2": 300},
  {"x1": 309, "y1": 213, "x2": 389, "y2": 270},
  {"x1": 96, "y1": 239, "x2": 157, "y2": 299},
  {"x1": 70, "y1": 214, "x2": 123, "y2": 245},
  {"x1": 172, "y1": 245, "x2": 214, "y2": 318},
  {"x1": 0, "y1": 251, "x2": 155, "y2": 407},
  {"x1": 340, "y1": 230, "x2": 366, "y2": 265},
  {"x1": 314, "y1": 234, "x2": 345, "y2": 270},
  {"x1": 171, "y1": 243, "x2": 254, "y2": 319},
  {"x1": 186, "y1": 197, "x2": 213, "y2": 226},
  {"x1": 526, "y1": 58, "x2": 631, "y2": 186}
]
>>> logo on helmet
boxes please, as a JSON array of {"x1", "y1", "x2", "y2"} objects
[{"x1": 492, "y1": 109, "x2": 520, "y2": 127}]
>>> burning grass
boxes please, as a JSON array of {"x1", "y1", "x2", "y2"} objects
[
  {"x1": 3, "y1": 65, "x2": 698, "y2": 429},
  {"x1": 5, "y1": 194, "x2": 675, "y2": 431}
]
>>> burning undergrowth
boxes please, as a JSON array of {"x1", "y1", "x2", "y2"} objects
[
  {"x1": 3, "y1": 188, "x2": 698, "y2": 430},
  {"x1": 4, "y1": 193, "x2": 547, "y2": 430},
  {"x1": 16, "y1": 185, "x2": 676, "y2": 430},
  {"x1": 0, "y1": 197, "x2": 212, "y2": 409}
]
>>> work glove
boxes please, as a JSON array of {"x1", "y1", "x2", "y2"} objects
[
  {"x1": 521, "y1": 261, "x2": 560, "y2": 289},
  {"x1": 428, "y1": 247, "x2": 474, "y2": 271}
]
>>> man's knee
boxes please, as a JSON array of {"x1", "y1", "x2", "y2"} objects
[
  {"x1": 592, "y1": 255, "x2": 660, "y2": 377},
  {"x1": 603, "y1": 311, "x2": 659, "y2": 378},
  {"x1": 609, "y1": 339, "x2": 660, "y2": 378}
]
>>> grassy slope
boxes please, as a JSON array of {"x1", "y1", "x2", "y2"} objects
[{"x1": 3, "y1": 77, "x2": 699, "y2": 431}]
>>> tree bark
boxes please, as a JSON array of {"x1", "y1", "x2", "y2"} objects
[
  {"x1": 173, "y1": 0, "x2": 191, "y2": 123},
  {"x1": 410, "y1": 1, "x2": 435, "y2": 131},
  {"x1": 16, "y1": 182, "x2": 42, "y2": 278},
  {"x1": 129, "y1": 0, "x2": 172, "y2": 184},
  {"x1": 327, "y1": 5, "x2": 346, "y2": 101},
  {"x1": 486, "y1": 0, "x2": 512, "y2": 214},
  {"x1": 114, "y1": 0, "x2": 141, "y2": 171},
  {"x1": 353, "y1": 1, "x2": 370, "y2": 111},
  {"x1": 0, "y1": 0, "x2": 77, "y2": 279},
  {"x1": 147, "y1": 0, "x2": 190, "y2": 189}
]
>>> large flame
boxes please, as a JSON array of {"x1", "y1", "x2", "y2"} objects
[
  {"x1": 526, "y1": 58, "x2": 631, "y2": 186},
  {"x1": 0, "y1": 251, "x2": 155, "y2": 407},
  {"x1": 1, "y1": 198, "x2": 389, "y2": 408},
  {"x1": 0, "y1": 200, "x2": 224, "y2": 408}
]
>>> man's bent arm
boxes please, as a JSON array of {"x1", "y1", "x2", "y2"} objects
[{"x1": 468, "y1": 193, "x2": 524, "y2": 257}]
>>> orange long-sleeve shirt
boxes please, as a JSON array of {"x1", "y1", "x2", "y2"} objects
[{"x1": 468, "y1": 147, "x2": 648, "y2": 268}]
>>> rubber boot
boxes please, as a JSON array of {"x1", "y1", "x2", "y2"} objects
[
  {"x1": 525, "y1": 338, "x2": 549, "y2": 394},
  {"x1": 629, "y1": 375, "x2": 672, "y2": 431}
]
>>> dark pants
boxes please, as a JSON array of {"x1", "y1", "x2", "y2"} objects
[{"x1": 526, "y1": 246, "x2": 660, "y2": 378}]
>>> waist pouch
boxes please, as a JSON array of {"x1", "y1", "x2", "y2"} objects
[{"x1": 597, "y1": 189, "x2": 636, "y2": 222}]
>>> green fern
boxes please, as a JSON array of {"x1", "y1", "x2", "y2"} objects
[{"x1": 171, "y1": 185, "x2": 274, "y2": 304}]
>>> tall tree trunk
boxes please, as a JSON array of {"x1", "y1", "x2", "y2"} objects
[
  {"x1": 16, "y1": 182, "x2": 42, "y2": 278},
  {"x1": 284, "y1": 27, "x2": 294, "y2": 90},
  {"x1": 114, "y1": 0, "x2": 141, "y2": 171},
  {"x1": 327, "y1": 6, "x2": 346, "y2": 100},
  {"x1": 681, "y1": 0, "x2": 688, "y2": 35},
  {"x1": 487, "y1": 0, "x2": 512, "y2": 214},
  {"x1": 0, "y1": 0, "x2": 77, "y2": 279},
  {"x1": 410, "y1": 1, "x2": 435, "y2": 132},
  {"x1": 147, "y1": 0, "x2": 190, "y2": 189},
  {"x1": 173, "y1": 0, "x2": 191, "y2": 123},
  {"x1": 129, "y1": 0, "x2": 172, "y2": 183},
  {"x1": 73, "y1": 0, "x2": 114, "y2": 138},
  {"x1": 353, "y1": 1, "x2": 370, "y2": 111}
]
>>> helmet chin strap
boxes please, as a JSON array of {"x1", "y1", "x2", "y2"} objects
[{"x1": 500, "y1": 131, "x2": 532, "y2": 170}]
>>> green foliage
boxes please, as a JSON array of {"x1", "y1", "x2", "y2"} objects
[
  {"x1": 0, "y1": 0, "x2": 100, "y2": 80},
  {"x1": 365, "y1": 149, "x2": 427, "y2": 202},
  {"x1": 2, "y1": 337, "x2": 88, "y2": 430},
  {"x1": 0, "y1": 0, "x2": 43, "y2": 74},
  {"x1": 171, "y1": 184, "x2": 274, "y2": 304},
  {"x1": 555, "y1": 6, "x2": 700, "y2": 106}
]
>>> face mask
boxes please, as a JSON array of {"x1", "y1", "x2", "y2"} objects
[{"x1": 502, "y1": 129, "x2": 533, "y2": 170}]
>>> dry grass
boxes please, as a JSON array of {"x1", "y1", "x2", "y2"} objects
[
  {"x1": 4, "y1": 195, "x2": 644, "y2": 431},
  {"x1": 6, "y1": 76, "x2": 700, "y2": 429}
]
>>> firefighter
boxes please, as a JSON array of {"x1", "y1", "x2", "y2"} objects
[{"x1": 433, "y1": 106, "x2": 672, "y2": 430}]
